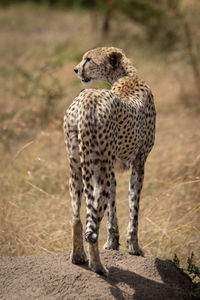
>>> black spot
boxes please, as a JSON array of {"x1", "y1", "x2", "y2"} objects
[
  {"x1": 106, "y1": 192, "x2": 110, "y2": 198},
  {"x1": 100, "y1": 167, "x2": 106, "y2": 173},
  {"x1": 88, "y1": 194, "x2": 94, "y2": 201},
  {"x1": 92, "y1": 215, "x2": 97, "y2": 224},
  {"x1": 97, "y1": 176, "x2": 101, "y2": 184},
  {"x1": 104, "y1": 204, "x2": 107, "y2": 210}
]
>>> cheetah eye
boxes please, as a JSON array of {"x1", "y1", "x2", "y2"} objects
[{"x1": 86, "y1": 57, "x2": 91, "y2": 62}]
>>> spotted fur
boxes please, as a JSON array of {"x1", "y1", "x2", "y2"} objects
[{"x1": 64, "y1": 47, "x2": 156, "y2": 275}]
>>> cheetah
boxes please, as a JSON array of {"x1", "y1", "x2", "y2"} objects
[{"x1": 63, "y1": 47, "x2": 156, "y2": 276}]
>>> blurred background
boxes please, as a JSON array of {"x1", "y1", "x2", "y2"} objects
[{"x1": 0, "y1": 0, "x2": 199, "y2": 268}]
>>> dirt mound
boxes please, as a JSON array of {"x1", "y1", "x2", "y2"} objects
[{"x1": 0, "y1": 250, "x2": 192, "y2": 300}]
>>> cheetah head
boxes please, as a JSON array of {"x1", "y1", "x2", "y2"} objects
[{"x1": 74, "y1": 47, "x2": 124, "y2": 84}]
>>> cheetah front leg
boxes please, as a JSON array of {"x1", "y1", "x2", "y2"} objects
[
  {"x1": 69, "y1": 164, "x2": 88, "y2": 265},
  {"x1": 104, "y1": 171, "x2": 120, "y2": 250},
  {"x1": 127, "y1": 158, "x2": 145, "y2": 256}
]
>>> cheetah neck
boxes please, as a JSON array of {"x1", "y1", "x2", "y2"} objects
[{"x1": 108, "y1": 59, "x2": 138, "y2": 85}]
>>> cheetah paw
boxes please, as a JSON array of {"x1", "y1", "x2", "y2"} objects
[
  {"x1": 127, "y1": 244, "x2": 145, "y2": 257},
  {"x1": 70, "y1": 251, "x2": 88, "y2": 265},
  {"x1": 89, "y1": 262, "x2": 109, "y2": 277},
  {"x1": 104, "y1": 239, "x2": 120, "y2": 251}
]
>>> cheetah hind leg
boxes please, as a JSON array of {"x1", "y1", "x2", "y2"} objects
[
  {"x1": 71, "y1": 219, "x2": 88, "y2": 265},
  {"x1": 103, "y1": 232, "x2": 120, "y2": 250},
  {"x1": 127, "y1": 233, "x2": 145, "y2": 257},
  {"x1": 104, "y1": 172, "x2": 120, "y2": 250},
  {"x1": 104, "y1": 227, "x2": 120, "y2": 250},
  {"x1": 127, "y1": 161, "x2": 145, "y2": 257},
  {"x1": 89, "y1": 241, "x2": 109, "y2": 277}
]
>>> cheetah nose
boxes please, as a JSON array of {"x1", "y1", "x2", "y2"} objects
[{"x1": 74, "y1": 68, "x2": 78, "y2": 74}]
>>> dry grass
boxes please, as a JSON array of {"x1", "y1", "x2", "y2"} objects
[{"x1": 0, "y1": 4, "x2": 199, "y2": 267}]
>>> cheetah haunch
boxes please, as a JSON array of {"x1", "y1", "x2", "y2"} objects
[{"x1": 64, "y1": 47, "x2": 156, "y2": 276}]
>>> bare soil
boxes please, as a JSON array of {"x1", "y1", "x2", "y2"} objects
[{"x1": 0, "y1": 250, "x2": 192, "y2": 300}]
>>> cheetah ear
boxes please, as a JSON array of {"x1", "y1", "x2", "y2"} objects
[{"x1": 108, "y1": 52, "x2": 122, "y2": 68}]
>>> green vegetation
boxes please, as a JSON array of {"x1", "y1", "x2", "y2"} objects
[
  {"x1": 0, "y1": 3, "x2": 199, "y2": 269},
  {"x1": 173, "y1": 253, "x2": 200, "y2": 299}
]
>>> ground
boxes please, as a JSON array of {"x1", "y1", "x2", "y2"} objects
[{"x1": 0, "y1": 250, "x2": 192, "y2": 300}]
